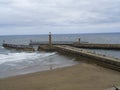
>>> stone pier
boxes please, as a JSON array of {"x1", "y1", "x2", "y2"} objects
[{"x1": 54, "y1": 45, "x2": 120, "y2": 71}]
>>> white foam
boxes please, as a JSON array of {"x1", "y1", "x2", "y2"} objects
[{"x1": 0, "y1": 52, "x2": 56, "y2": 64}]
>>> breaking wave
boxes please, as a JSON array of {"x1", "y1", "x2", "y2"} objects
[{"x1": 0, "y1": 52, "x2": 56, "y2": 64}]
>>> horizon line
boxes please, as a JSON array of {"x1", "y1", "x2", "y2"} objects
[{"x1": 0, "y1": 32, "x2": 120, "y2": 36}]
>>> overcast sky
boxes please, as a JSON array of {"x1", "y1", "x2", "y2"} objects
[{"x1": 0, "y1": 0, "x2": 120, "y2": 35}]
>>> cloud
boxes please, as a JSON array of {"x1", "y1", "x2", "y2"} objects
[{"x1": 0, "y1": 0, "x2": 120, "y2": 35}]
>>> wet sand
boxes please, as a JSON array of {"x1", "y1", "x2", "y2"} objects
[{"x1": 0, "y1": 62, "x2": 120, "y2": 90}]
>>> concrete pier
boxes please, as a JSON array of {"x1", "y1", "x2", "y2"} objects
[
  {"x1": 3, "y1": 43, "x2": 35, "y2": 51},
  {"x1": 54, "y1": 45, "x2": 120, "y2": 71},
  {"x1": 30, "y1": 42, "x2": 120, "y2": 50},
  {"x1": 73, "y1": 43, "x2": 120, "y2": 50}
]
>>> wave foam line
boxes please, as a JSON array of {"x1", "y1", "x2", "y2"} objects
[{"x1": 0, "y1": 52, "x2": 56, "y2": 64}]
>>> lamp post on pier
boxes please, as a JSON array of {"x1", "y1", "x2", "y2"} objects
[
  {"x1": 49, "y1": 32, "x2": 52, "y2": 48},
  {"x1": 78, "y1": 38, "x2": 80, "y2": 44}
]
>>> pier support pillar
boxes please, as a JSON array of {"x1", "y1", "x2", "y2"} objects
[{"x1": 49, "y1": 32, "x2": 52, "y2": 47}]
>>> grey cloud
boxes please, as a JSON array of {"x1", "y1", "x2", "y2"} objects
[{"x1": 0, "y1": 0, "x2": 120, "y2": 34}]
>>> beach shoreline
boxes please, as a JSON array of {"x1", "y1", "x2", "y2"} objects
[{"x1": 0, "y1": 62, "x2": 120, "y2": 90}]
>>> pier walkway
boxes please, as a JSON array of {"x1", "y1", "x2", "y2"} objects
[{"x1": 54, "y1": 45, "x2": 120, "y2": 71}]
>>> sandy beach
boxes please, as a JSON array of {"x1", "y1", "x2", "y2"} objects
[{"x1": 0, "y1": 62, "x2": 120, "y2": 90}]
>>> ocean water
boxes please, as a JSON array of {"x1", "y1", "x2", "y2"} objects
[{"x1": 0, "y1": 33, "x2": 120, "y2": 78}]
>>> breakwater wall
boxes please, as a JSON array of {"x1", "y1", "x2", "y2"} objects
[
  {"x1": 73, "y1": 43, "x2": 120, "y2": 50},
  {"x1": 37, "y1": 45, "x2": 55, "y2": 52},
  {"x1": 54, "y1": 45, "x2": 120, "y2": 71},
  {"x1": 3, "y1": 43, "x2": 35, "y2": 51}
]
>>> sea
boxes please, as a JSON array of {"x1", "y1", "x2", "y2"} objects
[{"x1": 0, "y1": 33, "x2": 120, "y2": 78}]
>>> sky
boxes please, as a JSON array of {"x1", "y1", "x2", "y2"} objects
[{"x1": 0, "y1": 0, "x2": 120, "y2": 35}]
